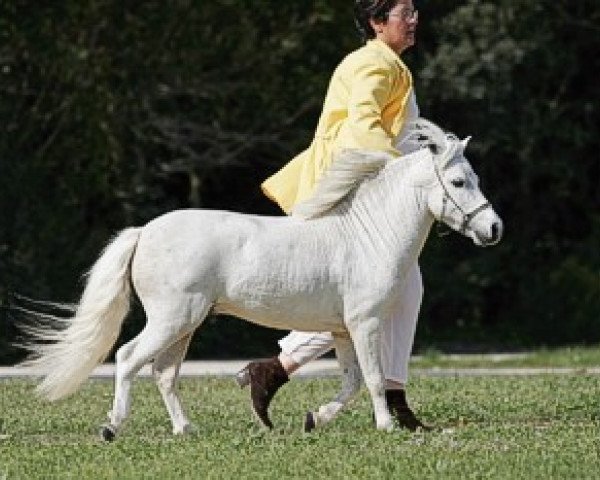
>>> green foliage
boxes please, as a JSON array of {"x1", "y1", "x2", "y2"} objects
[
  {"x1": 416, "y1": 0, "x2": 600, "y2": 348},
  {"x1": 1, "y1": 375, "x2": 599, "y2": 478},
  {"x1": 1, "y1": 0, "x2": 598, "y2": 363}
]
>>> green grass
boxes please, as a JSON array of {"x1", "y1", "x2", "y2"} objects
[
  {"x1": 411, "y1": 345, "x2": 600, "y2": 369},
  {"x1": 1, "y1": 374, "x2": 599, "y2": 479}
]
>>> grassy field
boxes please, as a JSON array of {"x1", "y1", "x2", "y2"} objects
[
  {"x1": 410, "y1": 345, "x2": 600, "y2": 369},
  {"x1": 1, "y1": 365, "x2": 599, "y2": 480}
]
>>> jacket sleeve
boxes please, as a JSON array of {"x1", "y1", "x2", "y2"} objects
[{"x1": 346, "y1": 56, "x2": 402, "y2": 156}]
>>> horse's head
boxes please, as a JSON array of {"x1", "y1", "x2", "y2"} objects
[
  {"x1": 427, "y1": 135, "x2": 503, "y2": 246},
  {"x1": 404, "y1": 120, "x2": 503, "y2": 247}
]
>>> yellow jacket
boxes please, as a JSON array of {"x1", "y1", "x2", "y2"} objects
[{"x1": 262, "y1": 39, "x2": 414, "y2": 214}]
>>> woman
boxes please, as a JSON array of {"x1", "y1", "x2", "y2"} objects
[{"x1": 240, "y1": 0, "x2": 429, "y2": 431}]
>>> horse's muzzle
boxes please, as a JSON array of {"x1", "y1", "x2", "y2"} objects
[{"x1": 478, "y1": 219, "x2": 503, "y2": 246}]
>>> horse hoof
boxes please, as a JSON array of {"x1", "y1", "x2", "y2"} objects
[
  {"x1": 304, "y1": 412, "x2": 316, "y2": 433},
  {"x1": 375, "y1": 420, "x2": 395, "y2": 432},
  {"x1": 99, "y1": 424, "x2": 117, "y2": 442},
  {"x1": 235, "y1": 367, "x2": 250, "y2": 388},
  {"x1": 174, "y1": 423, "x2": 196, "y2": 436}
]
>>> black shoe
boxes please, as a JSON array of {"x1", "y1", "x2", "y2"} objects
[
  {"x1": 236, "y1": 357, "x2": 289, "y2": 429},
  {"x1": 385, "y1": 389, "x2": 432, "y2": 432}
]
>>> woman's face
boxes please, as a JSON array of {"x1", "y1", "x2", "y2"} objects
[{"x1": 371, "y1": 0, "x2": 418, "y2": 54}]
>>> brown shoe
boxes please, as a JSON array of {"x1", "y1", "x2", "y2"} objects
[
  {"x1": 236, "y1": 357, "x2": 289, "y2": 429},
  {"x1": 385, "y1": 390, "x2": 432, "y2": 432}
]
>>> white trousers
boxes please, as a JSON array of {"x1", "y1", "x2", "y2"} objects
[{"x1": 278, "y1": 263, "x2": 423, "y2": 384}]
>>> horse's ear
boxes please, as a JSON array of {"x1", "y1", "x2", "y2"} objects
[{"x1": 460, "y1": 136, "x2": 472, "y2": 152}]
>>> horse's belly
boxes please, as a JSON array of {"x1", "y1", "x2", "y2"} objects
[{"x1": 214, "y1": 293, "x2": 346, "y2": 333}]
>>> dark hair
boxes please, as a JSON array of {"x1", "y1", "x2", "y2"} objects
[{"x1": 354, "y1": 0, "x2": 399, "y2": 42}]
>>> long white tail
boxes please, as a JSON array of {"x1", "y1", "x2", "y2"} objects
[{"x1": 20, "y1": 227, "x2": 142, "y2": 400}]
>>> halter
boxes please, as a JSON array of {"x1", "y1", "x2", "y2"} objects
[
  {"x1": 403, "y1": 125, "x2": 492, "y2": 237},
  {"x1": 433, "y1": 161, "x2": 491, "y2": 237}
]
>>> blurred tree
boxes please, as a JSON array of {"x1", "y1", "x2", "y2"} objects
[
  {"x1": 0, "y1": 0, "x2": 598, "y2": 363},
  {"x1": 416, "y1": 0, "x2": 600, "y2": 347},
  {"x1": 0, "y1": 0, "x2": 358, "y2": 361}
]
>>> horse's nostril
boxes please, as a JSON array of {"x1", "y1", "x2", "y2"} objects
[{"x1": 491, "y1": 222, "x2": 500, "y2": 242}]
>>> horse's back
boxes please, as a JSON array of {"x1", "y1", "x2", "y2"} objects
[
  {"x1": 131, "y1": 208, "x2": 315, "y2": 290},
  {"x1": 131, "y1": 210, "x2": 271, "y2": 292}
]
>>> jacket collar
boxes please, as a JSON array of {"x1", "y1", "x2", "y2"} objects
[{"x1": 366, "y1": 39, "x2": 403, "y2": 66}]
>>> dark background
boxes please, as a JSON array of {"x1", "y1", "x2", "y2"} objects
[{"x1": 1, "y1": 0, "x2": 598, "y2": 363}]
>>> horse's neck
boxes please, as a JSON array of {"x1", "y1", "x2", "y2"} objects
[{"x1": 342, "y1": 155, "x2": 435, "y2": 267}]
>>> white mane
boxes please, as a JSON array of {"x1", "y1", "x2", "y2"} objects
[
  {"x1": 291, "y1": 149, "x2": 392, "y2": 219},
  {"x1": 292, "y1": 118, "x2": 459, "y2": 220}
]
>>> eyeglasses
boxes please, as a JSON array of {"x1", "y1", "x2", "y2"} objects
[{"x1": 388, "y1": 8, "x2": 418, "y2": 22}]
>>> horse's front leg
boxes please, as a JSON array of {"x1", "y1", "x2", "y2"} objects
[
  {"x1": 347, "y1": 316, "x2": 394, "y2": 431},
  {"x1": 304, "y1": 332, "x2": 362, "y2": 432}
]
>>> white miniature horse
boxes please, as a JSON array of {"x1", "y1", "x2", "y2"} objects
[{"x1": 21, "y1": 119, "x2": 502, "y2": 440}]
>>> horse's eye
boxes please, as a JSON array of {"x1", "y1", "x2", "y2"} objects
[{"x1": 451, "y1": 179, "x2": 465, "y2": 188}]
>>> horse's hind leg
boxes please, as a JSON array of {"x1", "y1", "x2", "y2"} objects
[
  {"x1": 101, "y1": 325, "x2": 180, "y2": 441},
  {"x1": 101, "y1": 298, "x2": 210, "y2": 441},
  {"x1": 304, "y1": 332, "x2": 362, "y2": 432},
  {"x1": 152, "y1": 333, "x2": 194, "y2": 435},
  {"x1": 101, "y1": 335, "x2": 140, "y2": 440}
]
